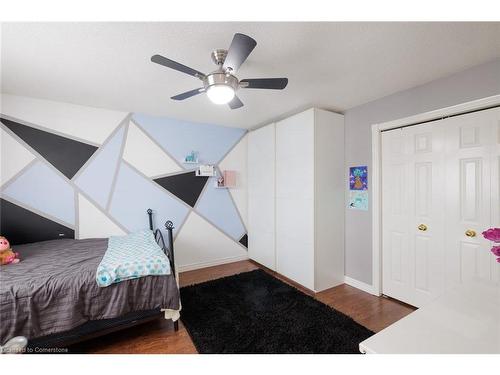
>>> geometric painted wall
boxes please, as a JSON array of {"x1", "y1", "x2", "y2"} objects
[{"x1": 0, "y1": 94, "x2": 249, "y2": 271}]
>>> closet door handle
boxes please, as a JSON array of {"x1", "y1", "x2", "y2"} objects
[
  {"x1": 465, "y1": 229, "x2": 476, "y2": 237},
  {"x1": 417, "y1": 224, "x2": 428, "y2": 231}
]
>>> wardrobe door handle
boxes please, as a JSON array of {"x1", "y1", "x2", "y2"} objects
[
  {"x1": 465, "y1": 230, "x2": 476, "y2": 237},
  {"x1": 418, "y1": 224, "x2": 428, "y2": 231}
]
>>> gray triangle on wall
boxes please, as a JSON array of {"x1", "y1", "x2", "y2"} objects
[
  {"x1": 154, "y1": 171, "x2": 209, "y2": 207},
  {"x1": 0, "y1": 199, "x2": 74, "y2": 245},
  {"x1": 239, "y1": 234, "x2": 248, "y2": 248},
  {"x1": 1, "y1": 118, "x2": 98, "y2": 179}
]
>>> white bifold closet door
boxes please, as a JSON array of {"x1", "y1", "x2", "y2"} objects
[
  {"x1": 442, "y1": 108, "x2": 500, "y2": 287},
  {"x1": 382, "y1": 122, "x2": 447, "y2": 307},
  {"x1": 382, "y1": 107, "x2": 500, "y2": 307}
]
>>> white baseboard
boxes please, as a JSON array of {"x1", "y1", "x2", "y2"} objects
[
  {"x1": 344, "y1": 276, "x2": 380, "y2": 296},
  {"x1": 178, "y1": 254, "x2": 249, "y2": 273}
]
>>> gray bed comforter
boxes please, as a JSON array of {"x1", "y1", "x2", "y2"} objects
[{"x1": 0, "y1": 238, "x2": 180, "y2": 343}]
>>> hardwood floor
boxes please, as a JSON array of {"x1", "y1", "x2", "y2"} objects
[{"x1": 74, "y1": 260, "x2": 415, "y2": 354}]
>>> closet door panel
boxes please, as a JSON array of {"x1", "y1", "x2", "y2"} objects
[
  {"x1": 444, "y1": 108, "x2": 497, "y2": 287},
  {"x1": 382, "y1": 129, "x2": 411, "y2": 303},
  {"x1": 382, "y1": 122, "x2": 446, "y2": 307},
  {"x1": 490, "y1": 108, "x2": 500, "y2": 283},
  {"x1": 248, "y1": 124, "x2": 276, "y2": 270},
  {"x1": 405, "y1": 123, "x2": 446, "y2": 306}
]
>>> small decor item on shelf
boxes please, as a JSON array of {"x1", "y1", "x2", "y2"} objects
[
  {"x1": 184, "y1": 151, "x2": 199, "y2": 164},
  {"x1": 482, "y1": 228, "x2": 500, "y2": 263},
  {"x1": 196, "y1": 164, "x2": 215, "y2": 177}
]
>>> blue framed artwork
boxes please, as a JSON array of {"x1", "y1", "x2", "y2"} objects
[
  {"x1": 349, "y1": 166, "x2": 368, "y2": 191},
  {"x1": 348, "y1": 166, "x2": 368, "y2": 211}
]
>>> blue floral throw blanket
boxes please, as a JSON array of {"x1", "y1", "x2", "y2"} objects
[{"x1": 96, "y1": 230, "x2": 171, "y2": 287}]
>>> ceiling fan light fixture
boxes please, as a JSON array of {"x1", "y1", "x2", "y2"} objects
[
  {"x1": 206, "y1": 84, "x2": 235, "y2": 105},
  {"x1": 151, "y1": 33, "x2": 288, "y2": 110}
]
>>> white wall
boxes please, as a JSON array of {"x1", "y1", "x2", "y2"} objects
[{"x1": 344, "y1": 58, "x2": 500, "y2": 285}]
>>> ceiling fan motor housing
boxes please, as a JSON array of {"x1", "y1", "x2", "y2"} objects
[
  {"x1": 211, "y1": 49, "x2": 228, "y2": 66},
  {"x1": 203, "y1": 72, "x2": 239, "y2": 92}
]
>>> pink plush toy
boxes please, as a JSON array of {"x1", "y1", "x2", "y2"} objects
[{"x1": 0, "y1": 236, "x2": 20, "y2": 265}]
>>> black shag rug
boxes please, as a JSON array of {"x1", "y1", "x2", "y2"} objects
[{"x1": 180, "y1": 269, "x2": 373, "y2": 354}]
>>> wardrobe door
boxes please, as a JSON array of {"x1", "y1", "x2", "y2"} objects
[
  {"x1": 275, "y1": 110, "x2": 315, "y2": 290},
  {"x1": 248, "y1": 124, "x2": 276, "y2": 270},
  {"x1": 443, "y1": 108, "x2": 499, "y2": 287}
]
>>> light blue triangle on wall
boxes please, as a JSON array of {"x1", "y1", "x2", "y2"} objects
[
  {"x1": 2, "y1": 161, "x2": 75, "y2": 226},
  {"x1": 132, "y1": 113, "x2": 246, "y2": 166},
  {"x1": 109, "y1": 162, "x2": 190, "y2": 237},
  {"x1": 195, "y1": 177, "x2": 246, "y2": 241},
  {"x1": 74, "y1": 125, "x2": 125, "y2": 208}
]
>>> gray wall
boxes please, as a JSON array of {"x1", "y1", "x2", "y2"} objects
[{"x1": 344, "y1": 58, "x2": 500, "y2": 285}]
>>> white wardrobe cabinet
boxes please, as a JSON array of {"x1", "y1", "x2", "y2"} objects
[{"x1": 248, "y1": 108, "x2": 345, "y2": 292}]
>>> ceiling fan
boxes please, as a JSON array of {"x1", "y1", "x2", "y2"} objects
[{"x1": 151, "y1": 33, "x2": 288, "y2": 109}]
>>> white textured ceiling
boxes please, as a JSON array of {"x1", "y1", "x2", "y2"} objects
[{"x1": 2, "y1": 22, "x2": 500, "y2": 129}]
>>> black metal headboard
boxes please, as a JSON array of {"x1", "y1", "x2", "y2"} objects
[{"x1": 147, "y1": 209, "x2": 176, "y2": 275}]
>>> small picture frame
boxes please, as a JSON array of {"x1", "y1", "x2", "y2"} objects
[
  {"x1": 214, "y1": 170, "x2": 236, "y2": 188},
  {"x1": 196, "y1": 164, "x2": 215, "y2": 177},
  {"x1": 349, "y1": 166, "x2": 368, "y2": 191}
]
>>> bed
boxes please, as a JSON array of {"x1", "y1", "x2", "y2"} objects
[{"x1": 0, "y1": 209, "x2": 180, "y2": 349}]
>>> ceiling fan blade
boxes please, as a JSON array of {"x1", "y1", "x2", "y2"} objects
[
  {"x1": 223, "y1": 33, "x2": 257, "y2": 72},
  {"x1": 171, "y1": 87, "x2": 205, "y2": 101},
  {"x1": 240, "y1": 78, "x2": 288, "y2": 90},
  {"x1": 151, "y1": 54, "x2": 205, "y2": 79},
  {"x1": 228, "y1": 95, "x2": 244, "y2": 110}
]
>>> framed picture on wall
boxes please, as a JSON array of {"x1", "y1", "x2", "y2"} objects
[
  {"x1": 348, "y1": 166, "x2": 368, "y2": 211},
  {"x1": 349, "y1": 166, "x2": 368, "y2": 191}
]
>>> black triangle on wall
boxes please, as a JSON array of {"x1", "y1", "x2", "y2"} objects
[
  {"x1": 154, "y1": 171, "x2": 208, "y2": 207},
  {"x1": 0, "y1": 199, "x2": 75, "y2": 245},
  {"x1": 1, "y1": 118, "x2": 98, "y2": 179},
  {"x1": 239, "y1": 234, "x2": 248, "y2": 248}
]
